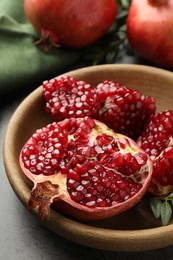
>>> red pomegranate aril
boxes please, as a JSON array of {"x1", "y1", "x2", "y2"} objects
[
  {"x1": 68, "y1": 170, "x2": 81, "y2": 181},
  {"x1": 20, "y1": 117, "x2": 153, "y2": 221},
  {"x1": 67, "y1": 179, "x2": 80, "y2": 189},
  {"x1": 81, "y1": 180, "x2": 90, "y2": 188},
  {"x1": 116, "y1": 180, "x2": 127, "y2": 190},
  {"x1": 76, "y1": 185, "x2": 87, "y2": 194},
  {"x1": 112, "y1": 153, "x2": 124, "y2": 167},
  {"x1": 96, "y1": 198, "x2": 107, "y2": 207},
  {"x1": 102, "y1": 178, "x2": 112, "y2": 189},
  {"x1": 92, "y1": 176, "x2": 99, "y2": 183},
  {"x1": 96, "y1": 134, "x2": 114, "y2": 146},
  {"x1": 71, "y1": 191, "x2": 84, "y2": 202},
  {"x1": 110, "y1": 183, "x2": 119, "y2": 193},
  {"x1": 118, "y1": 138, "x2": 131, "y2": 150},
  {"x1": 85, "y1": 193, "x2": 96, "y2": 202},
  {"x1": 95, "y1": 184, "x2": 104, "y2": 192}
]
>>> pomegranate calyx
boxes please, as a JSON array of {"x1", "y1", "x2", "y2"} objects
[
  {"x1": 34, "y1": 30, "x2": 60, "y2": 52},
  {"x1": 28, "y1": 181, "x2": 59, "y2": 219},
  {"x1": 149, "y1": 0, "x2": 168, "y2": 6}
]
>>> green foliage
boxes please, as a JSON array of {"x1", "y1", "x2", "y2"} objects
[
  {"x1": 150, "y1": 193, "x2": 173, "y2": 226},
  {"x1": 84, "y1": 0, "x2": 132, "y2": 65}
]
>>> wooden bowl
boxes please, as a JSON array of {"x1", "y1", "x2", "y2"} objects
[{"x1": 3, "y1": 64, "x2": 173, "y2": 252}]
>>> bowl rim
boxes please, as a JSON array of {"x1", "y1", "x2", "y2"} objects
[{"x1": 3, "y1": 64, "x2": 173, "y2": 252}]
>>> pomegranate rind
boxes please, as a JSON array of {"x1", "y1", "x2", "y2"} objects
[{"x1": 20, "y1": 118, "x2": 153, "y2": 221}]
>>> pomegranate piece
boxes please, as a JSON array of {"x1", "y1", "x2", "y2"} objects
[
  {"x1": 20, "y1": 117, "x2": 153, "y2": 221},
  {"x1": 43, "y1": 76, "x2": 100, "y2": 119},
  {"x1": 21, "y1": 122, "x2": 68, "y2": 176},
  {"x1": 42, "y1": 77, "x2": 156, "y2": 140},
  {"x1": 96, "y1": 80, "x2": 156, "y2": 139},
  {"x1": 137, "y1": 110, "x2": 173, "y2": 195},
  {"x1": 24, "y1": 0, "x2": 117, "y2": 48},
  {"x1": 127, "y1": 0, "x2": 173, "y2": 68}
]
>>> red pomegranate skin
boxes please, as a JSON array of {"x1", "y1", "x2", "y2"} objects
[
  {"x1": 127, "y1": 0, "x2": 173, "y2": 68},
  {"x1": 24, "y1": 0, "x2": 117, "y2": 48}
]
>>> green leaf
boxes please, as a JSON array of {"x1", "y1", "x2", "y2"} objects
[
  {"x1": 167, "y1": 192, "x2": 173, "y2": 198},
  {"x1": 118, "y1": 0, "x2": 131, "y2": 9},
  {"x1": 150, "y1": 197, "x2": 162, "y2": 218},
  {"x1": 117, "y1": 10, "x2": 129, "y2": 19},
  {"x1": 83, "y1": 0, "x2": 131, "y2": 65},
  {"x1": 161, "y1": 201, "x2": 172, "y2": 226},
  {"x1": 106, "y1": 49, "x2": 118, "y2": 63}
]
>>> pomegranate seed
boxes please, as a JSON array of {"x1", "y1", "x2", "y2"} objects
[{"x1": 97, "y1": 198, "x2": 107, "y2": 207}]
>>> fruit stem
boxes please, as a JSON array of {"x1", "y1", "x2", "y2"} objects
[{"x1": 149, "y1": 0, "x2": 168, "y2": 6}]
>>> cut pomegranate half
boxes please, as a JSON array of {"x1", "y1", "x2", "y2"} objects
[{"x1": 20, "y1": 117, "x2": 153, "y2": 221}]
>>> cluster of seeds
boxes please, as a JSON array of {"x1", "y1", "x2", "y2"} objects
[
  {"x1": 43, "y1": 76, "x2": 100, "y2": 119},
  {"x1": 67, "y1": 160, "x2": 142, "y2": 207},
  {"x1": 21, "y1": 123, "x2": 68, "y2": 175},
  {"x1": 96, "y1": 80, "x2": 156, "y2": 139},
  {"x1": 137, "y1": 110, "x2": 173, "y2": 160},
  {"x1": 148, "y1": 147, "x2": 173, "y2": 195},
  {"x1": 137, "y1": 110, "x2": 173, "y2": 196}
]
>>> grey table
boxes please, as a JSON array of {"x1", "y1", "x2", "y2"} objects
[{"x1": 1, "y1": 54, "x2": 173, "y2": 260}]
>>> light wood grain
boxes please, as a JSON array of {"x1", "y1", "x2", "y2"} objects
[{"x1": 3, "y1": 64, "x2": 173, "y2": 252}]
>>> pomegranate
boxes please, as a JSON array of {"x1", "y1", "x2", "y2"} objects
[
  {"x1": 24, "y1": 0, "x2": 117, "y2": 48},
  {"x1": 20, "y1": 117, "x2": 153, "y2": 221},
  {"x1": 127, "y1": 0, "x2": 173, "y2": 68},
  {"x1": 43, "y1": 76, "x2": 101, "y2": 119},
  {"x1": 95, "y1": 80, "x2": 156, "y2": 140},
  {"x1": 137, "y1": 110, "x2": 173, "y2": 195},
  {"x1": 42, "y1": 76, "x2": 156, "y2": 140}
]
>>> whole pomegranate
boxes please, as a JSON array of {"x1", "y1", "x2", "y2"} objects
[
  {"x1": 20, "y1": 117, "x2": 152, "y2": 221},
  {"x1": 24, "y1": 0, "x2": 117, "y2": 48},
  {"x1": 127, "y1": 0, "x2": 173, "y2": 68}
]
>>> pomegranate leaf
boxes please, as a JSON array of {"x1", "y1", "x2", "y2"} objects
[
  {"x1": 84, "y1": 0, "x2": 131, "y2": 65},
  {"x1": 149, "y1": 197, "x2": 162, "y2": 219},
  {"x1": 150, "y1": 194, "x2": 173, "y2": 226},
  {"x1": 117, "y1": 0, "x2": 131, "y2": 10},
  {"x1": 160, "y1": 201, "x2": 172, "y2": 226},
  {"x1": 167, "y1": 192, "x2": 173, "y2": 199}
]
